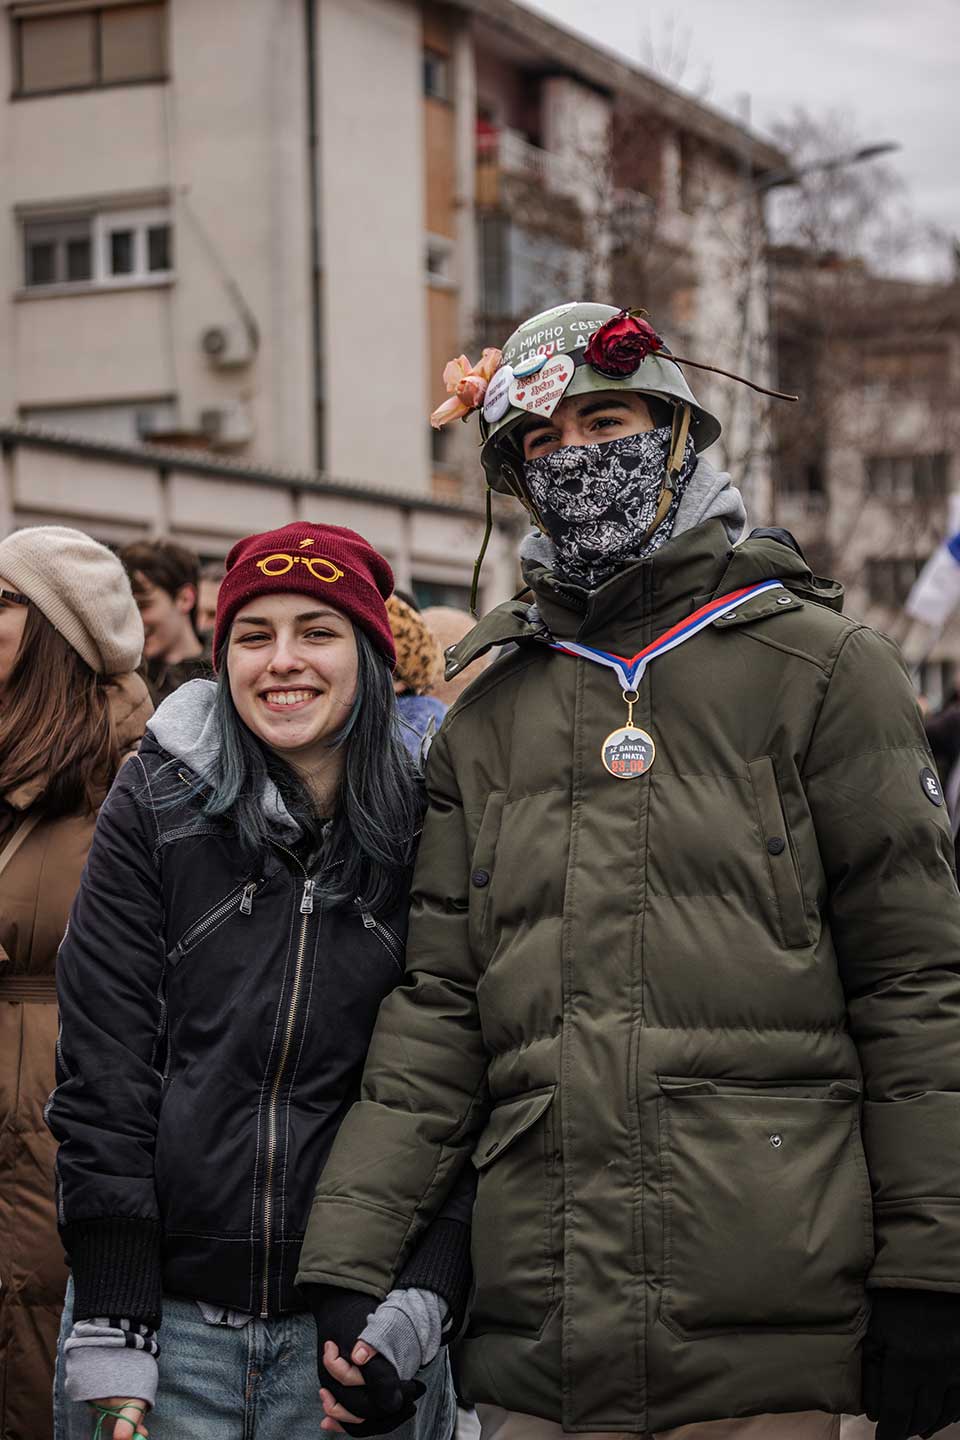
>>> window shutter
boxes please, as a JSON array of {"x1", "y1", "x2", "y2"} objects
[
  {"x1": 100, "y1": 3, "x2": 166, "y2": 84},
  {"x1": 18, "y1": 12, "x2": 96, "y2": 92}
]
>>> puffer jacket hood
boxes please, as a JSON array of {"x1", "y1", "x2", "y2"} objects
[
  {"x1": 447, "y1": 520, "x2": 843, "y2": 686},
  {"x1": 299, "y1": 518, "x2": 960, "y2": 1433}
]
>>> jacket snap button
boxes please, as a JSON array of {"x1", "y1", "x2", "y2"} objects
[
  {"x1": 776, "y1": 595, "x2": 793, "y2": 606},
  {"x1": 769, "y1": 1133, "x2": 783, "y2": 1148},
  {"x1": 472, "y1": 869, "x2": 491, "y2": 888},
  {"x1": 767, "y1": 836, "x2": 786, "y2": 855}
]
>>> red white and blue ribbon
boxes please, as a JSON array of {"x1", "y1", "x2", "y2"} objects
[{"x1": 550, "y1": 580, "x2": 786, "y2": 691}]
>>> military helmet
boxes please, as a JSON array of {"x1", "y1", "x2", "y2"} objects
[{"x1": 479, "y1": 301, "x2": 723, "y2": 497}]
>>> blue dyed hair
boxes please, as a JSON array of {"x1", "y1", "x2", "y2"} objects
[{"x1": 193, "y1": 626, "x2": 422, "y2": 912}]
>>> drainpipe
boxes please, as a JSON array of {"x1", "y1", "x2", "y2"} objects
[
  {"x1": 452, "y1": 16, "x2": 477, "y2": 348},
  {"x1": 304, "y1": 0, "x2": 323, "y2": 470}
]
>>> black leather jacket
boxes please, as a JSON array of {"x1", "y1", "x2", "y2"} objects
[{"x1": 48, "y1": 732, "x2": 450, "y2": 1329}]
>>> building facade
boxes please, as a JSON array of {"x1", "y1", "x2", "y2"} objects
[
  {"x1": 771, "y1": 248, "x2": 960, "y2": 705},
  {"x1": 1, "y1": 0, "x2": 785, "y2": 595}
]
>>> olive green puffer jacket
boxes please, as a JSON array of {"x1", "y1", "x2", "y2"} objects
[{"x1": 298, "y1": 521, "x2": 960, "y2": 1434}]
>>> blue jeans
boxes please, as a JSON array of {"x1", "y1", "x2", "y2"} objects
[{"x1": 55, "y1": 1278, "x2": 456, "y2": 1440}]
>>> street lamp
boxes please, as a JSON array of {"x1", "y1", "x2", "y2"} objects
[{"x1": 752, "y1": 141, "x2": 901, "y2": 196}]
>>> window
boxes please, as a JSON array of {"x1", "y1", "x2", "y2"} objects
[
  {"x1": 865, "y1": 556, "x2": 927, "y2": 609},
  {"x1": 24, "y1": 218, "x2": 94, "y2": 286},
  {"x1": 426, "y1": 234, "x2": 454, "y2": 288},
  {"x1": 478, "y1": 215, "x2": 587, "y2": 320},
  {"x1": 864, "y1": 453, "x2": 950, "y2": 501},
  {"x1": 678, "y1": 134, "x2": 697, "y2": 214},
  {"x1": 423, "y1": 48, "x2": 450, "y2": 102},
  {"x1": 430, "y1": 426, "x2": 453, "y2": 469},
  {"x1": 14, "y1": 2, "x2": 167, "y2": 97},
  {"x1": 861, "y1": 347, "x2": 945, "y2": 395},
  {"x1": 22, "y1": 207, "x2": 173, "y2": 290},
  {"x1": 412, "y1": 579, "x2": 471, "y2": 610},
  {"x1": 778, "y1": 460, "x2": 826, "y2": 497}
]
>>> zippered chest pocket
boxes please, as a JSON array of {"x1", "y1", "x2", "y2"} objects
[
  {"x1": 747, "y1": 756, "x2": 810, "y2": 949},
  {"x1": 167, "y1": 878, "x2": 261, "y2": 964},
  {"x1": 356, "y1": 902, "x2": 405, "y2": 973}
]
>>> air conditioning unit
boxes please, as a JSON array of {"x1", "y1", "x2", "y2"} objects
[
  {"x1": 199, "y1": 402, "x2": 254, "y2": 449},
  {"x1": 200, "y1": 323, "x2": 254, "y2": 370}
]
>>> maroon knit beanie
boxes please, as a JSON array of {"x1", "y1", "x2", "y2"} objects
[{"x1": 213, "y1": 522, "x2": 395, "y2": 669}]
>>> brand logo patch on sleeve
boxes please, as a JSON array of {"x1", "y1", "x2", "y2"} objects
[{"x1": 920, "y1": 766, "x2": 945, "y2": 806}]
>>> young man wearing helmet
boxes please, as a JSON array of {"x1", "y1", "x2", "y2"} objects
[{"x1": 298, "y1": 304, "x2": 960, "y2": 1440}]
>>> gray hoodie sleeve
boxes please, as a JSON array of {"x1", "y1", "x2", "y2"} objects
[
  {"x1": 358, "y1": 1289, "x2": 449, "y2": 1380},
  {"x1": 64, "y1": 1319, "x2": 159, "y2": 1409}
]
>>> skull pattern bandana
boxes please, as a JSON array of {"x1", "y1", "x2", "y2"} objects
[{"x1": 522, "y1": 427, "x2": 698, "y2": 591}]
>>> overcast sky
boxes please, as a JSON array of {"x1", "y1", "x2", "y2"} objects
[{"x1": 519, "y1": 0, "x2": 958, "y2": 277}]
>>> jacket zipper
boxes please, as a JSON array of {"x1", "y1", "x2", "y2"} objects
[
  {"x1": 171, "y1": 881, "x2": 258, "y2": 959},
  {"x1": 260, "y1": 850, "x2": 316, "y2": 1316},
  {"x1": 360, "y1": 907, "x2": 404, "y2": 969}
]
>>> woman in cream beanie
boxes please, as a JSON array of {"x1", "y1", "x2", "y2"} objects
[{"x1": 0, "y1": 525, "x2": 151, "y2": 1440}]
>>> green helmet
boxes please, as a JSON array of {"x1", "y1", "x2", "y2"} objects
[{"x1": 479, "y1": 301, "x2": 722, "y2": 499}]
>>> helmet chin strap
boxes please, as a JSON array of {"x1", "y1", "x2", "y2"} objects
[
  {"x1": 668, "y1": 400, "x2": 692, "y2": 477},
  {"x1": 634, "y1": 400, "x2": 691, "y2": 549}
]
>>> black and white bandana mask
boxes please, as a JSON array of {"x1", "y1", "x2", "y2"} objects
[{"x1": 522, "y1": 427, "x2": 699, "y2": 591}]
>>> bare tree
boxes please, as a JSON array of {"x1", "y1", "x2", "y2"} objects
[
  {"x1": 767, "y1": 106, "x2": 912, "y2": 269},
  {"x1": 636, "y1": 16, "x2": 714, "y2": 102}
]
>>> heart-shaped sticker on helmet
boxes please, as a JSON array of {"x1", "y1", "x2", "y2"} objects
[{"x1": 507, "y1": 354, "x2": 575, "y2": 419}]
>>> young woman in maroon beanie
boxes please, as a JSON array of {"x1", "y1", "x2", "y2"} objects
[{"x1": 48, "y1": 523, "x2": 470, "y2": 1440}]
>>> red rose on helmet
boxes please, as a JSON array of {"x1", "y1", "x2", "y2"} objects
[{"x1": 584, "y1": 310, "x2": 665, "y2": 378}]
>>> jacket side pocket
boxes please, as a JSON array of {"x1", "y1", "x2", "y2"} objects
[
  {"x1": 748, "y1": 756, "x2": 810, "y2": 948},
  {"x1": 468, "y1": 1087, "x2": 557, "y2": 1336},
  {"x1": 658, "y1": 1077, "x2": 872, "y2": 1338}
]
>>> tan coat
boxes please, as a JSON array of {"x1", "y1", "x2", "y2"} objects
[{"x1": 0, "y1": 675, "x2": 151, "y2": 1440}]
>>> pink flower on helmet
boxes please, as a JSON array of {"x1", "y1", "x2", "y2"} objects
[{"x1": 430, "y1": 348, "x2": 503, "y2": 428}]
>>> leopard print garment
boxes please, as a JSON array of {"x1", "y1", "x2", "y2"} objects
[{"x1": 386, "y1": 594, "x2": 445, "y2": 695}]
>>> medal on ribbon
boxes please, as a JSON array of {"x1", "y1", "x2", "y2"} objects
[
  {"x1": 551, "y1": 580, "x2": 787, "y2": 779},
  {"x1": 601, "y1": 689, "x2": 656, "y2": 779}
]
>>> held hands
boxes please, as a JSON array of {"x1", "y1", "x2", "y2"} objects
[
  {"x1": 306, "y1": 1285, "x2": 425, "y2": 1437},
  {"x1": 88, "y1": 1398, "x2": 148, "y2": 1440},
  {"x1": 319, "y1": 1339, "x2": 425, "y2": 1437}
]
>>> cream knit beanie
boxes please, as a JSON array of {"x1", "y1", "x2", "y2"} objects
[{"x1": 0, "y1": 526, "x2": 144, "y2": 675}]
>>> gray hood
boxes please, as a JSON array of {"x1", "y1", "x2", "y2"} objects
[
  {"x1": 519, "y1": 457, "x2": 746, "y2": 577},
  {"x1": 146, "y1": 678, "x2": 300, "y2": 840}
]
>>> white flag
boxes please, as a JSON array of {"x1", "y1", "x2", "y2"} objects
[{"x1": 905, "y1": 494, "x2": 960, "y2": 631}]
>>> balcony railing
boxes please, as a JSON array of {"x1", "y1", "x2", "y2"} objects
[
  {"x1": 477, "y1": 127, "x2": 582, "y2": 197},
  {"x1": 476, "y1": 127, "x2": 655, "y2": 225}
]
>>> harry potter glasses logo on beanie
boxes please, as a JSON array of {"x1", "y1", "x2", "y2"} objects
[
  {"x1": 255, "y1": 554, "x2": 345, "y2": 582},
  {"x1": 212, "y1": 522, "x2": 396, "y2": 670}
]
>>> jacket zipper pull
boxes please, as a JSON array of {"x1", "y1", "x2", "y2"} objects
[
  {"x1": 239, "y1": 883, "x2": 256, "y2": 916},
  {"x1": 361, "y1": 911, "x2": 376, "y2": 929},
  {"x1": 300, "y1": 879, "x2": 315, "y2": 915}
]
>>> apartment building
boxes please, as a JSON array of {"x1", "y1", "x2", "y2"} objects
[
  {"x1": 465, "y1": 0, "x2": 785, "y2": 516},
  {"x1": 772, "y1": 248, "x2": 960, "y2": 703},
  {"x1": 0, "y1": 0, "x2": 785, "y2": 596}
]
